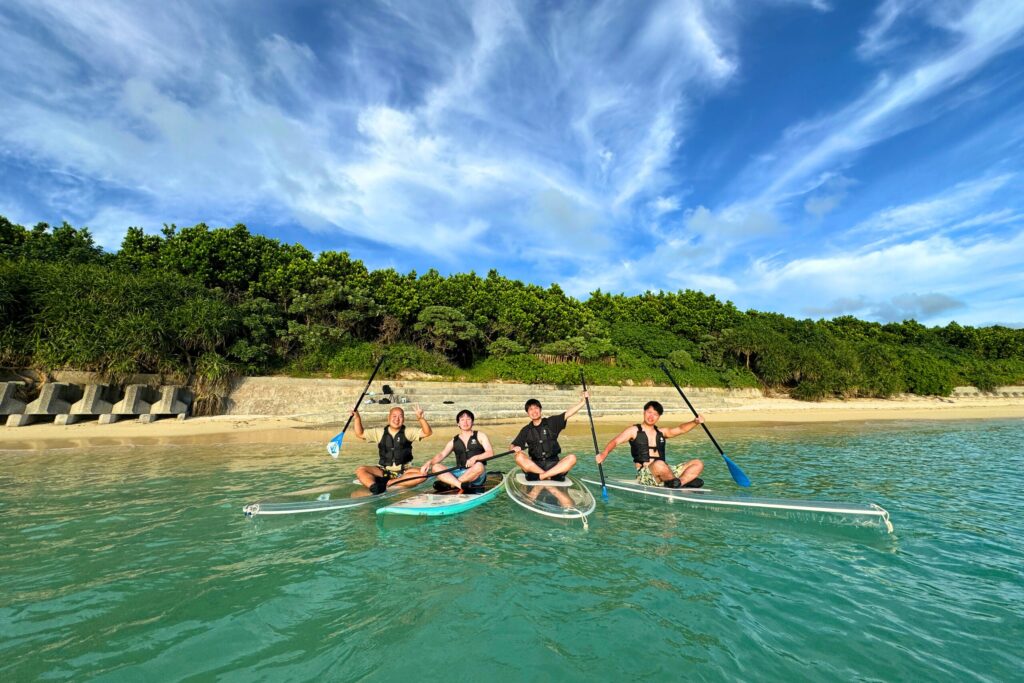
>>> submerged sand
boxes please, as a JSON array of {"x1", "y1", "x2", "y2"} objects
[{"x1": 2, "y1": 393, "x2": 1021, "y2": 450}]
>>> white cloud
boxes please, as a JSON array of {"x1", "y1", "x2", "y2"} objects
[
  {"x1": 744, "y1": 0, "x2": 1024, "y2": 208},
  {"x1": 259, "y1": 33, "x2": 318, "y2": 98},
  {"x1": 82, "y1": 206, "x2": 167, "y2": 250},
  {"x1": 651, "y1": 196, "x2": 681, "y2": 216},
  {"x1": 685, "y1": 204, "x2": 781, "y2": 240},
  {"x1": 0, "y1": 0, "x2": 754, "y2": 266},
  {"x1": 746, "y1": 227, "x2": 1024, "y2": 322},
  {"x1": 804, "y1": 173, "x2": 857, "y2": 219},
  {"x1": 857, "y1": 0, "x2": 921, "y2": 60},
  {"x1": 849, "y1": 173, "x2": 1015, "y2": 241}
]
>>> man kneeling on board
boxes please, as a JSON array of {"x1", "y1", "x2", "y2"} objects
[
  {"x1": 351, "y1": 406, "x2": 433, "y2": 494},
  {"x1": 419, "y1": 410, "x2": 494, "y2": 493},
  {"x1": 596, "y1": 401, "x2": 705, "y2": 488},
  {"x1": 510, "y1": 393, "x2": 588, "y2": 481}
]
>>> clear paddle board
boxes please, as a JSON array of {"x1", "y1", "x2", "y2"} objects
[
  {"x1": 505, "y1": 471, "x2": 596, "y2": 525},
  {"x1": 243, "y1": 479, "x2": 422, "y2": 517},
  {"x1": 581, "y1": 478, "x2": 893, "y2": 533}
]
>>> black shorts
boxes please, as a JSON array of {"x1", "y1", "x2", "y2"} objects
[{"x1": 533, "y1": 457, "x2": 560, "y2": 471}]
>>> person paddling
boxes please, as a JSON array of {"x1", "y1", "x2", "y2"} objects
[
  {"x1": 510, "y1": 393, "x2": 588, "y2": 481},
  {"x1": 351, "y1": 406, "x2": 433, "y2": 494},
  {"x1": 419, "y1": 410, "x2": 494, "y2": 493},
  {"x1": 596, "y1": 401, "x2": 705, "y2": 488}
]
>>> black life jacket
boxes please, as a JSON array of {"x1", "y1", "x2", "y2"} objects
[
  {"x1": 630, "y1": 423, "x2": 666, "y2": 465},
  {"x1": 378, "y1": 426, "x2": 414, "y2": 467},
  {"x1": 452, "y1": 431, "x2": 486, "y2": 468},
  {"x1": 524, "y1": 418, "x2": 562, "y2": 463}
]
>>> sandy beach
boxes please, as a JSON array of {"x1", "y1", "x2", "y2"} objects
[{"x1": 2, "y1": 393, "x2": 1021, "y2": 450}]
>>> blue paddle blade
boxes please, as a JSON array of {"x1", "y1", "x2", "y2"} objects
[
  {"x1": 327, "y1": 432, "x2": 344, "y2": 459},
  {"x1": 723, "y1": 454, "x2": 751, "y2": 487}
]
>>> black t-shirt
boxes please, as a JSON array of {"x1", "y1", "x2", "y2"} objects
[{"x1": 512, "y1": 413, "x2": 567, "y2": 464}]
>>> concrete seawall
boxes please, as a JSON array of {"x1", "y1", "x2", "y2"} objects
[
  {"x1": 4, "y1": 375, "x2": 191, "y2": 427},
  {"x1": 224, "y1": 376, "x2": 762, "y2": 423},
  {"x1": 224, "y1": 377, "x2": 1024, "y2": 425}
]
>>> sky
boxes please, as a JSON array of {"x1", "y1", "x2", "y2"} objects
[{"x1": 2, "y1": 0, "x2": 1023, "y2": 327}]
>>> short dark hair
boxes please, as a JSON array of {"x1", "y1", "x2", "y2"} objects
[
  {"x1": 643, "y1": 401, "x2": 664, "y2": 415},
  {"x1": 456, "y1": 409, "x2": 475, "y2": 423},
  {"x1": 524, "y1": 399, "x2": 542, "y2": 411}
]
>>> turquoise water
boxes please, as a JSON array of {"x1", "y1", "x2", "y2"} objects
[{"x1": 2, "y1": 420, "x2": 1022, "y2": 681}]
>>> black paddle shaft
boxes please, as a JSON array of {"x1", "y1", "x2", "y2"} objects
[
  {"x1": 579, "y1": 371, "x2": 601, "y2": 454},
  {"x1": 399, "y1": 450, "x2": 514, "y2": 484},
  {"x1": 580, "y1": 370, "x2": 608, "y2": 493},
  {"x1": 341, "y1": 355, "x2": 387, "y2": 433},
  {"x1": 659, "y1": 363, "x2": 727, "y2": 457}
]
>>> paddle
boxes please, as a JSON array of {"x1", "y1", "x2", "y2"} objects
[
  {"x1": 659, "y1": 363, "x2": 751, "y2": 487},
  {"x1": 394, "y1": 450, "x2": 514, "y2": 486},
  {"x1": 580, "y1": 370, "x2": 608, "y2": 500},
  {"x1": 327, "y1": 354, "x2": 387, "y2": 458}
]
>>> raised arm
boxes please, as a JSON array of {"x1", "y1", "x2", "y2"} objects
[
  {"x1": 563, "y1": 390, "x2": 590, "y2": 420},
  {"x1": 414, "y1": 405, "x2": 433, "y2": 438},
  {"x1": 596, "y1": 425, "x2": 638, "y2": 464},
  {"x1": 662, "y1": 414, "x2": 704, "y2": 439},
  {"x1": 351, "y1": 410, "x2": 365, "y2": 439}
]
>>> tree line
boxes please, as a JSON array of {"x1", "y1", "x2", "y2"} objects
[{"x1": 2, "y1": 215, "x2": 1022, "y2": 409}]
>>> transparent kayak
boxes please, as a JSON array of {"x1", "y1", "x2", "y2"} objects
[
  {"x1": 581, "y1": 478, "x2": 894, "y2": 533},
  {"x1": 377, "y1": 472, "x2": 505, "y2": 517},
  {"x1": 243, "y1": 479, "x2": 422, "y2": 517},
  {"x1": 505, "y1": 471, "x2": 596, "y2": 527}
]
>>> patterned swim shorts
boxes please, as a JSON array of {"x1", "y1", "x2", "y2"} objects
[
  {"x1": 635, "y1": 462, "x2": 687, "y2": 487},
  {"x1": 381, "y1": 465, "x2": 409, "y2": 480}
]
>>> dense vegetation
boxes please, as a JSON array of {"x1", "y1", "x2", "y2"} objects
[{"x1": 2, "y1": 215, "x2": 1022, "y2": 409}]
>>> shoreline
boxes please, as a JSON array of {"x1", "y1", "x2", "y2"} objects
[{"x1": 2, "y1": 395, "x2": 1021, "y2": 450}]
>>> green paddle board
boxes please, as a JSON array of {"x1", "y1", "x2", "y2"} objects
[{"x1": 376, "y1": 472, "x2": 504, "y2": 517}]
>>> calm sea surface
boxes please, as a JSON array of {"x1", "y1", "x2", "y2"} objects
[{"x1": 1, "y1": 420, "x2": 1022, "y2": 682}]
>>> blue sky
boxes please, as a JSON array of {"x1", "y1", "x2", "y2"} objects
[{"x1": 2, "y1": 0, "x2": 1023, "y2": 326}]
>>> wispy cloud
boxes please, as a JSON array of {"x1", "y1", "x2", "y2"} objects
[
  {"x1": 0, "y1": 0, "x2": 751, "y2": 264},
  {"x1": 848, "y1": 173, "x2": 1016, "y2": 242},
  {"x1": 746, "y1": 213, "x2": 1024, "y2": 323},
  {"x1": 804, "y1": 173, "x2": 857, "y2": 219},
  {"x1": 857, "y1": 0, "x2": 921, "y2": 60},
  {"x1": 739, "y1": 0, "x2": 1024, "y2": 209}
]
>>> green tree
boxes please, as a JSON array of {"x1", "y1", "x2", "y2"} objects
[
  {"x1": 0, "y1": 215, "x2": 28, "y2": 258},
  {"x1": 17, "y1": 221, "x2": 106, "y2": 264},
  {"x1": 414, "y1": 306, "x2": 482, "y2": 362},
  {"x1": 117, "y1": 226, "x2": 164, "y2": 272}
]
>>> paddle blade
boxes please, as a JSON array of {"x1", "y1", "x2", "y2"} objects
[
  {"x1": 326, "y1": 432, "x2": 344, "y2": 459},
  {"x1": 723, "y1": 454, "x2": 751, "y2": 487}
]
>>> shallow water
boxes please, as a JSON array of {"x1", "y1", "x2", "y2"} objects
[{"x1": 1, "y1": 420, "x2": 1022, "y2": 681}]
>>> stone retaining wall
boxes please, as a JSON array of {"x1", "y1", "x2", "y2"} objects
[
  {"x1": 224, "y1": 378, "x2": 1024, "y2": 424},
  {"x1": 226, "y1": 376, "x2": 749, "y2": 423},
  {"x1": 6, "y1": 372, "x2": 1020, "y2": 428},
  {"x1": 224, "y1": 374, "x2": 765, "y2": 421}
]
